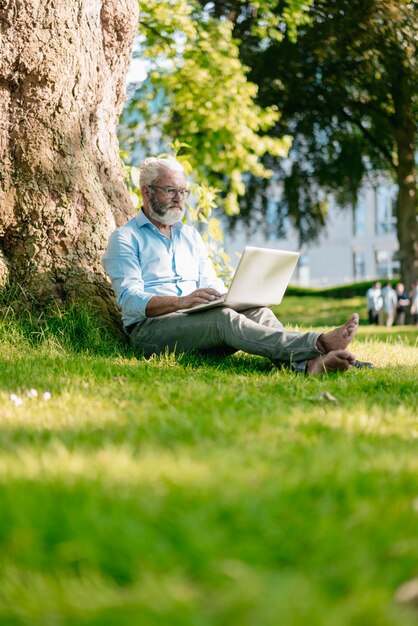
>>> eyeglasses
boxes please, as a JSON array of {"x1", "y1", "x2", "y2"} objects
[{"x1": 149, "y1": 185, "x2": 190, "y2": 199}]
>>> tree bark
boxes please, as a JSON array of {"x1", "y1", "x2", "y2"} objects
[
  {"x1": 393, "y1": 121, "x2": 418, "y2": 290},
  {"x1": 0, "y1": 0, "x2": 138, "y2": 323}
]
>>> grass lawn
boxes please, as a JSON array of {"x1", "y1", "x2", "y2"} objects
[{"x1": 0, "y1": 298, "x2": 417, "y2": 625}]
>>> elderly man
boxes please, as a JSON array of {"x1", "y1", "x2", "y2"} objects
[{"x1": 103, "y1": 156, "x2": 360, "y2": 375}]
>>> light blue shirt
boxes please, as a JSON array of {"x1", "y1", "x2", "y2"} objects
[
  {"x1": 102, "y1": 211, "x2": 226, "y2": 327},
  {"x1": 380, "y1": 285, "x2": 397, "y2": 313}
]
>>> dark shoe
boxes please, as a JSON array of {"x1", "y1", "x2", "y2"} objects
[{"x1": 353, "y1": 360, "x2": 374, "y2": 369}]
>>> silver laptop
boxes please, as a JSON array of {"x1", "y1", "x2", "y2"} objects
[{"x1": 184, "y1": 246, "x2": 299, "y2": 314}]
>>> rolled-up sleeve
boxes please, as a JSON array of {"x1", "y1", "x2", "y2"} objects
[{"x1": 102, "y1": 230, "x2": 154, "y2": 323}]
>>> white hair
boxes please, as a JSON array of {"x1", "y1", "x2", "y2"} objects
[{"x1": 139, "y1": 156, "x2": 185, "y2": 186}]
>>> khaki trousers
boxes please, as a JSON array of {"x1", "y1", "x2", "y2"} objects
[
  {"x1": 129, "y1": 306, "x2": 322, "y2": 373},
  {"x1": 378, "y1": 311, "x2": 395, "y2": 327}
]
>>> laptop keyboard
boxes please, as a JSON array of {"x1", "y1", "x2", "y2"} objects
[
  {"x1": 183, "y1": 294, "x2": 227, "y2": 313},
  {"x1": 191, "y1": 294, "x2": 226, "y2": 309}
]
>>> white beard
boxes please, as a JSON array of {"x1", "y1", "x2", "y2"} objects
[{"x1": 148, "y1": 193, "x2": 185, "y2": 225}]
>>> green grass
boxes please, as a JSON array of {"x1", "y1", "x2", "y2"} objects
[
  {"x1": 286, "y1": 277, "x2": 401, "y2": 299},
  {"x1": 0, "y1": 300, "x2": 417, "y2": 625}
]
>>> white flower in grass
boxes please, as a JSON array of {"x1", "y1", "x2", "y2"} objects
[
  {"x1": 27, "y1": 388, "x2": 38, "y2": 398},
  {"x1": 43, "y1": 391, "x2": 52, "y2": 401},
  {"x1": 9, "y1": 394, "x2": 23, "y2": 406}
]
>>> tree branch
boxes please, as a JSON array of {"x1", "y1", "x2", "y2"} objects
[{"x1": 341, "y1": 108, "x2": 396, "y2": 170}]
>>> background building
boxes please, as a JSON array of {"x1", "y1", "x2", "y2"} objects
[{"x1": 223, "y1": 181, "x2": 399, "y2": 287}]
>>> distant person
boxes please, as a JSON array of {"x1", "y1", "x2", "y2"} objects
[
  {"x1": 378, "y1": 282, "x2": 397, "y2": 327},
  {"x1": 366, "y1": 281, "x2": 382, "y2": 324},
  {"x1": 395, "y1": 282, "x2": 410, "y2": 326},
  {"x1": 102, "y1": 155, "x2": 365, "y2": 375},
  {"x1": 410, "y1": 281, "x2": 418, "y2": 327}
]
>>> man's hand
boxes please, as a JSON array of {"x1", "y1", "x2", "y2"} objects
[
  {"x1": 145, "y1": 288, "x2": 225, "y2": 317},
  {"x1": 179, "y1": 288, "x2": 224, "y2": 310}
]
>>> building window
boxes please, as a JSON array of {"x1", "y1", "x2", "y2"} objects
[
  {"x1": 266, "y1": 198, "x2": 278, "y2": 241},
  {"x1": 375, "y1": 250, "x2": 400, "y2": 278},
  {"x1": 353, "y1": 192, "x2": 366, "y2": 236},
  {"x1": 376, "y1": 185, "x2": 397, "y2": 235},
  {"x1": 298, "y1": 254, "x2": 310, "y2": 286},
  {"x1": 353, "y1": 252, "x2": 366, "y2": 279},
  {"x1": 266, "y1": 198, "x2": 289, "y2": 240}
]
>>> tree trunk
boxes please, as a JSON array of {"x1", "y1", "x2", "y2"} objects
[
  {"x1": 0, "y1": 0, "x2": 138, "y2": 324},
  {"x1": 394, "y1": 122, "x2": 418, "y2": 291}
]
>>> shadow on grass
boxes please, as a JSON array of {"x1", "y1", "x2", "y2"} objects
[
  {"x1": 0, "y1": 343, "x2": 416, "y2": 393},
  {"x1": 0, "y1": 350, "x2": 416, "y2": 454}
]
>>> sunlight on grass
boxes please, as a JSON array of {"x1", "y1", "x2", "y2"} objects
[
  {"x1": 275, "y1": 295, "x2": 366, "y2": 327},
  {"x1": 0, "y1": 445, "x2": 213, "y2": 487},
  {"x1": 346, "y1": 337, "x2": 417, "y2": 367},
  {"x1": 0, "y1": 300, "x2": 417, "y2": 625}
]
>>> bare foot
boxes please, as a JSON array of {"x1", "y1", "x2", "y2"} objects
[
  {"x1": 307, "y1": 350, "x2": 356, "y2": 375},
  {"x1": 316, "y1": 313, "x2": 359, "y2": 354}
]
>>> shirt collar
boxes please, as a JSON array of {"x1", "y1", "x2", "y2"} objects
[{"x1": 135, "y1": 209, "x2": 184, "y2": 230}]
